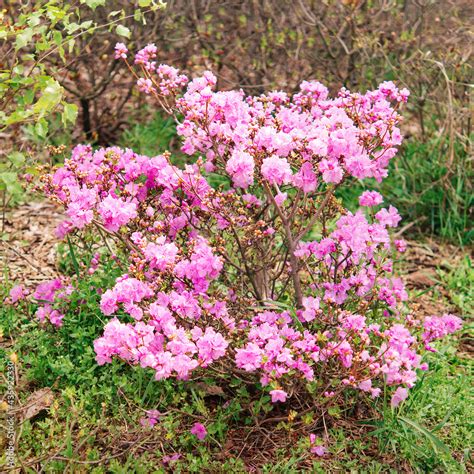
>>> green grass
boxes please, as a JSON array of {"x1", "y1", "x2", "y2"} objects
[
  {"x1": 364, "y1": 337, "x2": 472, "y2": 473},
  {"x1": 436, "y1": 255, "x2": 474, "y2": 316},
  {"x1": 119, "y1": 109, "x2": 179, "y2": 158}
]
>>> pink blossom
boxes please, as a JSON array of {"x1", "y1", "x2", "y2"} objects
[
  {"x1": 98, "y1": 195, "x2": 137, "y2": 232},
  {"x1": 395, "y1": 239, "x2": 407, "y2": 252},
  {"x1": 162, "y1": 453, "x2": 181, "y2": 465},
  {"x1": 144, "y1": 238, "x2": 179, "y2": 271},
  {"x1": 274, "y1": 192, "x2": 287, "y2": 206},
  {"x1": 195, "y1": 328, "x2": 228, "y2": 365},
  {"x1": 114, "y1": 42, "x2": 128, "y2": 59},
  {"x1": 134, "y1": 43, "x2": 157, "y2": 65},
  {"x1": 269, "y1": 389, "x2": 287, "y2": 403},
  {"x1": 391, "y1": 387, "x2": 408, "y2": 408},
  {"x1": 261, "y1": 156, "x2": 292, "y2": 185},
  {"x1": 359, "y1": 190, "x2": 383, "y2": 207},
  {"x1": 293, "y1": 162, "x2": 317, "y2": 193},
  {"x1": 376, "y1": 206, "x2": 401, "y2": 227},
  {"x1": 190, "y1": 422, "x2": 207, "y2": 440},
  {"x1": 422, "y1": 314, "x2": 462, "y2": 347},
  {"x1": 35, "y1": 304, "x2": 64, "y2": 327},
  {"x1": 311, "y1": 445, "x2": 326, "y2": 456},
  {"x1": 66, "y1": 186, "x2": 97, "y2": 229},
  {"x1": 319, "y1": 159, "x2": 343, "y2": 183},
  {"x1": 55, "y1": 220, "x2": 73, "y2": 239},
  {"x1": 9, "y1": 285, "x2": 26, "y2": 303},
  {"x1": 140, "y1": 409, "x2": 161, "y2": 427},
  {"x1": 310, "y1": 238, "x2": 336, "y2": 259},
  {"x1": 226, "y1": 150, "x2": 255, "y2": 188},
  {"x1": 137, "y1": 78, "x2": 156, "y2": 95},
  {"x1": 48, "y1": 310, "x2": 65, "y2": 327},
  {"x1": 358, "y1": 379, "x2": 372, "y2": 392},
  {"x1": 235, "y1": 343, "x2": 263, "y2": 371},
  {"x1": 300, "y1": 296, "x2": 320, "y2": 322},
  {"x1": 34, "y1": 279, "x2": 63, "y2": 302},
  {"x1": 309, "y1": 434, "x2": 327, "y2": 456}
]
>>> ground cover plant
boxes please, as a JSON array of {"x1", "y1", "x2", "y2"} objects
[{"x1": 1, "y1": 40, "x2": 471, "y2": 472}]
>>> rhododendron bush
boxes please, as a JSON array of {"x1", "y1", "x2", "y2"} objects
[{"x1": 24, "y1": 43, "x2": 462, "y2": 414}]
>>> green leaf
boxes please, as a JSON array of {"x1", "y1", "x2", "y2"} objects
[
  {"x1": 7, "y1": 152, "x2": 25, "y2": 167},
  {"x1": 4, "y1": 108, "x2": 31, "y2": 126},
  {"x1": 15, "y1": 28, "x2": 34, "y2": 50},
  {"x1": 108, "y1": 10, "x2": 124, "y2": 18},
  {"x1": 58, "y1": 44, "x2": 66, "y2": 63},
  {"x1": 81, "y1": 0, "x2": 106, "y2": 10},
  {"x1": 134, "y1": 9, "x2": 142, "y2": 22},
  {"x1": 80, "y1": 20, "x2": 93, "y2": 30},
  {"x1": 0, "y1": 172, "x2": 22, "y2": 196},
  {"x1": 33, "y1": 79, "x2": 63, "y2": 116},
  {"x1": 398, "y1": 416, "x2": 450, "y2": 454},
  {"x1": 115, "y1": 25, "x2": 131, "y2": 38},
  {"x1": 65, "y1": 22, "x2": 81, "y2": 34},
  {"x1": 53, "y1": 30, "x2": 62, "y2": 46},
  {"x1": 67, "y1": 236, "x2": 81, "y2": 277},
  {"x1": 19, "y1": 88, "x2": 35, "y2": 106},
  {"x1": 68, "y1": 38, "x2": 76, "y2": 53},
  {"x1": 27, "y1": 12, "x2": 42, "y2": 27},
  {"x1": 35, "y1": 118, "x2": 49, "y2": 138},
  {"x1": 62, "y1": 103, "x2": 78, "y2": 126}
]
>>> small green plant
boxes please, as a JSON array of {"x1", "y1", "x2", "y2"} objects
[
  {"x1": 361, "y1": 332, "x2": 472, "y2": 473},
  {"x1": 119, "y1": 109, "x2": 178, "y2": 157},
  {"x1": 437, "y1": 255, "x2": 474, "y2": 315}
]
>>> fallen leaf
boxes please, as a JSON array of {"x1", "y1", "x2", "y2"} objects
[
  {"x1": 20, "y1": 388, "x2": 54, "y2": 421},
  {"x1": 194, "y1": 383, "x2": 225, "y2": 396}
]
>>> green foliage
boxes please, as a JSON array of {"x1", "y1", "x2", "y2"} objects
[
  {"x1": 437, "y1": 255, "x2": 474, "y2": 315},
  {"x1": 119, "y1": 110, "x2": 179, "y2": 157},
  {"x1": 1, "y1": 1, "x2": 166, "y2": 128},
  {"x1": 365, "y1": 338, "x2": 472, "y2": 473}
]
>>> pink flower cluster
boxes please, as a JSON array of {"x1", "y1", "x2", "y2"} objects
[
  {"x1": 116, "y1": 42, "x2": 189, "y2": 96},
  {"x1": 31, "y1": 51, "x2": 462, "y2": 413},
  {"x1": 115, "y1": 43, "x2": 409, "y2": 189},
  {"x1": 33, "y1": 278, "x2": 72, "y2": 327},
  {"x1": 190, "y1": 422, "x2": 207, "y2": 440},
  {"x1": 422, "y1": 314, "x2": 462, "y2": 351},
  {"x1": 8, "y1": 285, "x2": 28, "y2": 304}
]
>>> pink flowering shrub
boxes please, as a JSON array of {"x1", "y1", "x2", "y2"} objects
[{"x1": 33, "y1": 43, "x2": 462, "y2": 413}]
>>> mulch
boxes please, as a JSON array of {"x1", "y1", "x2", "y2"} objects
[{"x1": 1, "y1": 201, "x2": 64, "y2": 288}]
